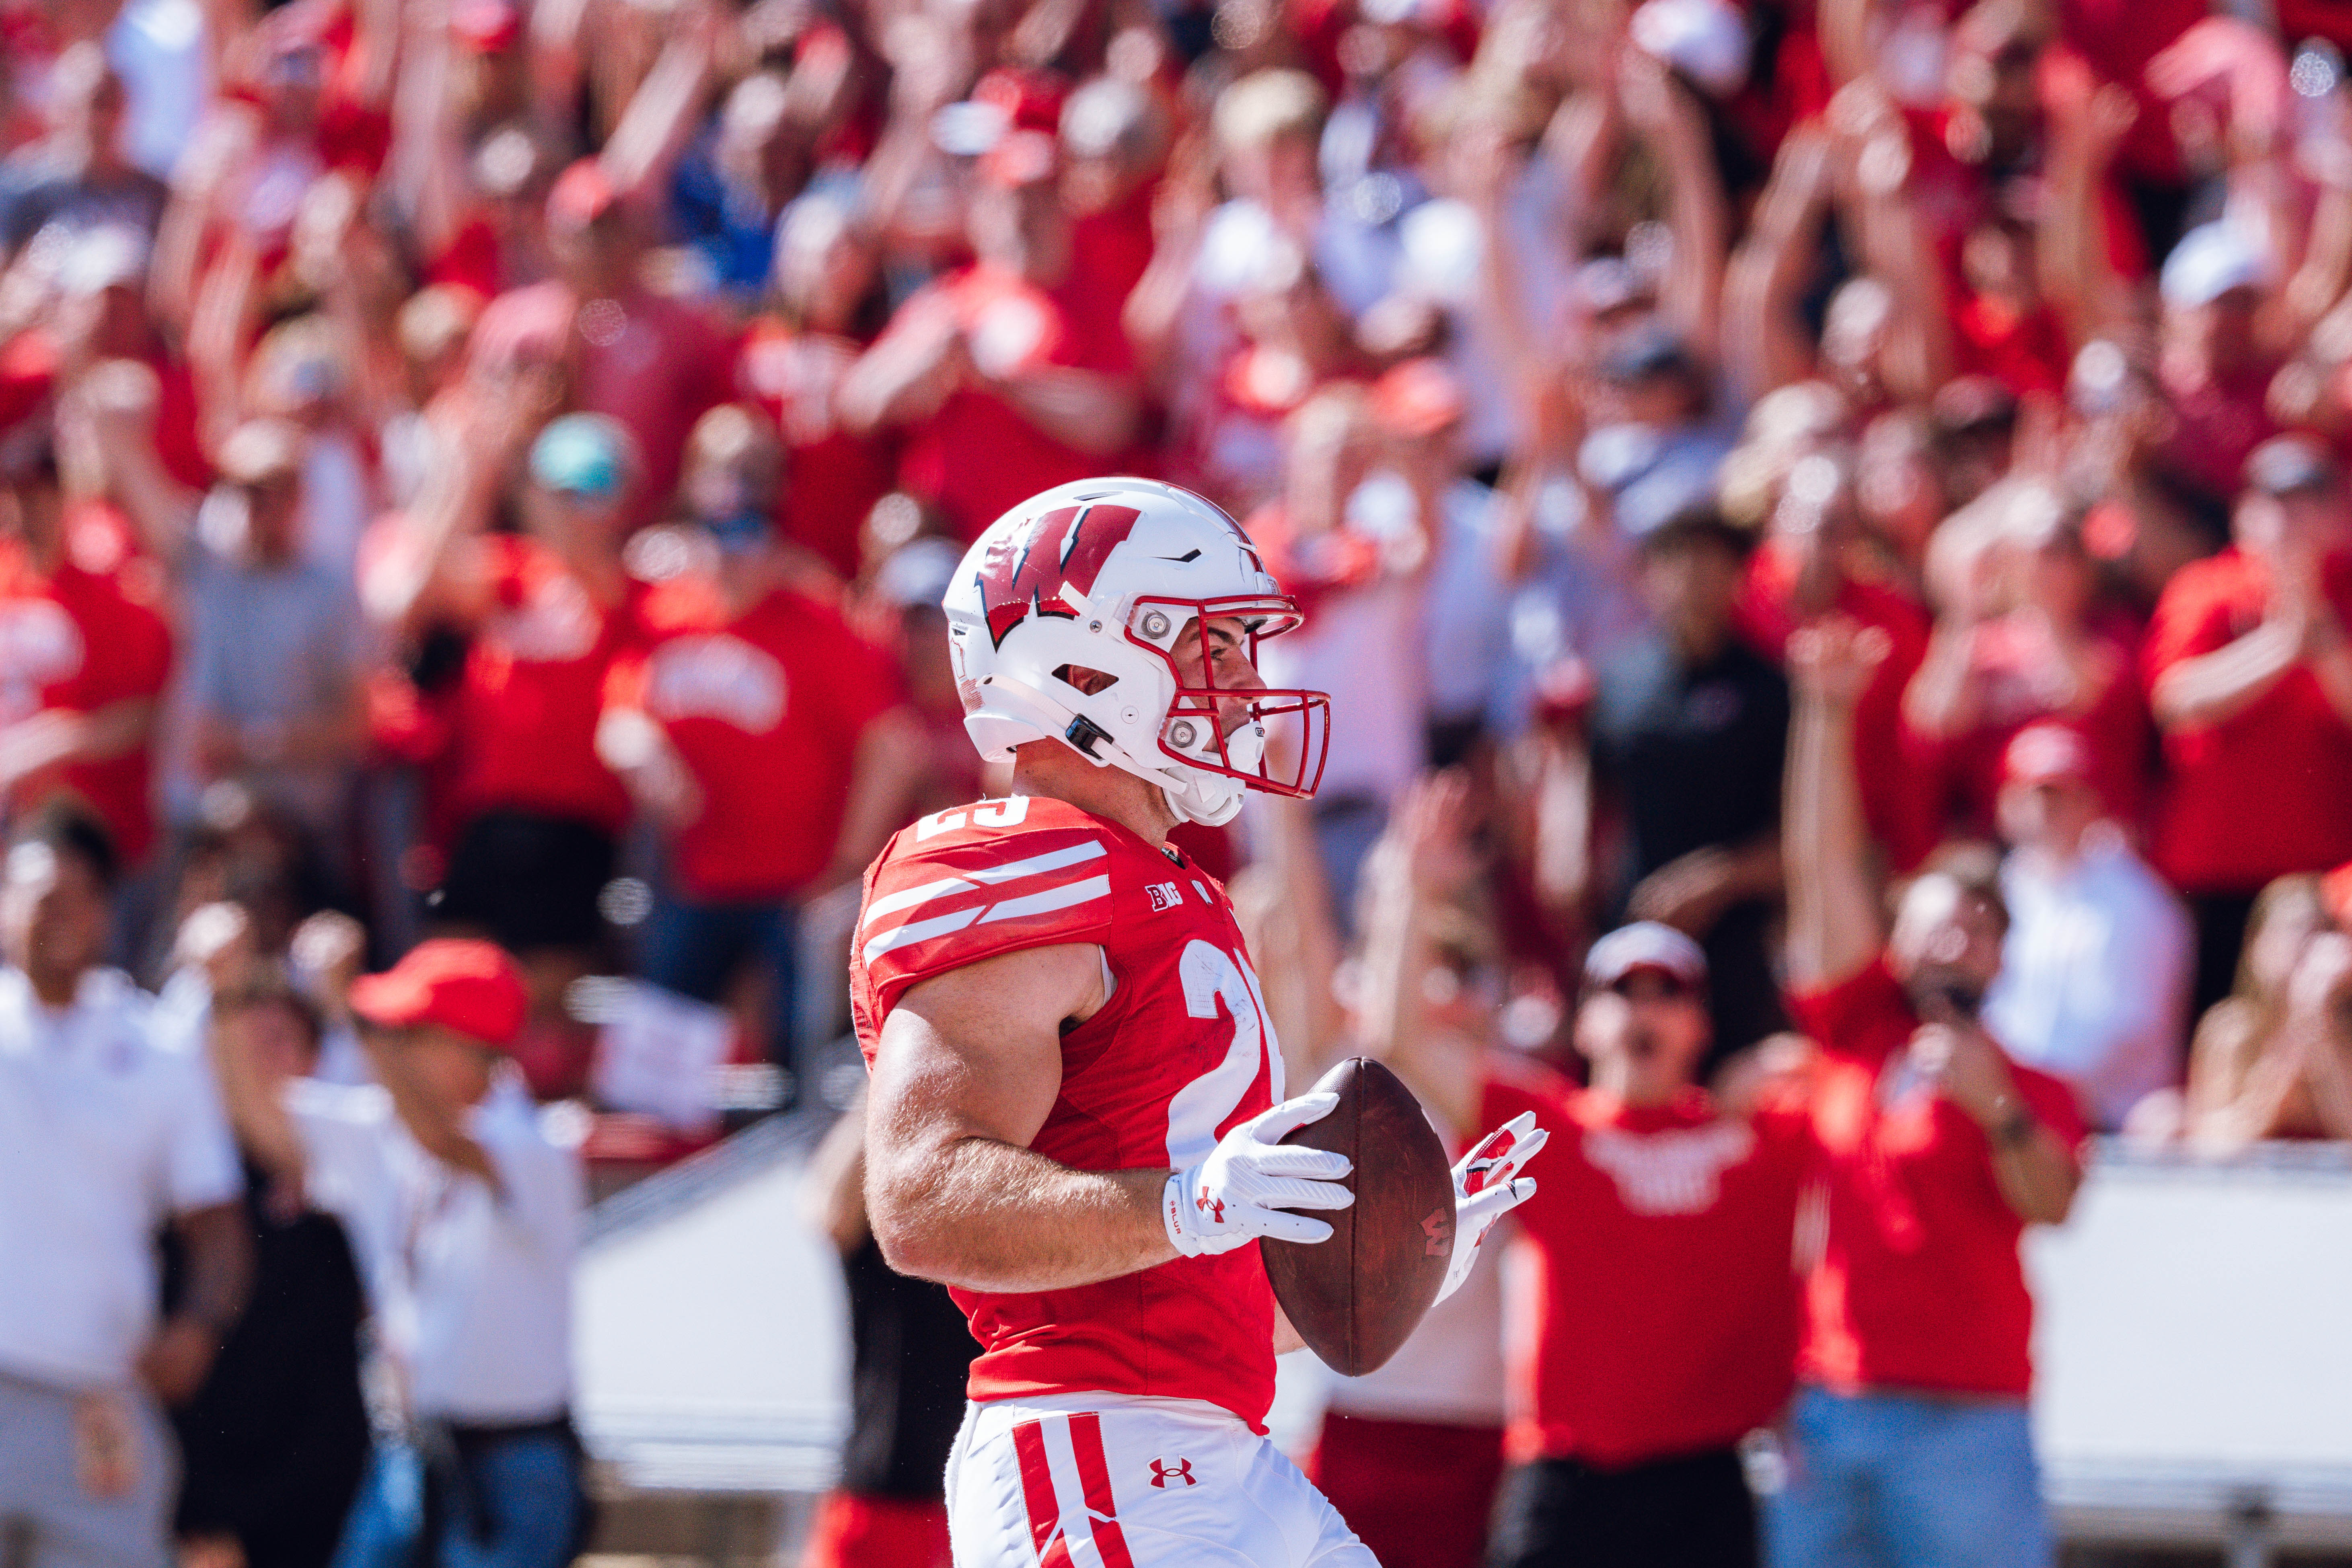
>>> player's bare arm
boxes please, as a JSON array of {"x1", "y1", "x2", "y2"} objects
[{"x1": 864, "y1": 941, "x2": 1177, "y2": 1292}]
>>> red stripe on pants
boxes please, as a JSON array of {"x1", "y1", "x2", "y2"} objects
[
  {"x1": 1010, "y1": 1420, "x2": 1071, "y2": 1566},
  {"x1": 1066, "y1": 1413, "x2": 1137, "y2": 1568}
]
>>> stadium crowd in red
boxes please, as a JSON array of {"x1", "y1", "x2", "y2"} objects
[{"x1": 5, "y1": 0, "x2": 2352, "y2": 1557}]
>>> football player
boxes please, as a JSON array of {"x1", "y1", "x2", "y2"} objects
[{"x1": 853, "y1": 479, "x2": 1546, "y2": 1568}]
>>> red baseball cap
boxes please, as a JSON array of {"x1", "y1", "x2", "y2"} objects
[
  {"x1": 2002, "y1": 723, "x2": 2094, "y2": 788},
  {"x1": 349, "y1": 939, "x2": 529, "y2": 1047}
]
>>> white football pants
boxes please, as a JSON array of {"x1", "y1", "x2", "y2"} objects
[{"x1": 945, "y1": 1392, "x2": 1378, "y2": 1568}]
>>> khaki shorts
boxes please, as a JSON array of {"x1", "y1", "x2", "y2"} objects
[{"x1": 0, "y1": 1370, "x2": 175, "y2": 1568}]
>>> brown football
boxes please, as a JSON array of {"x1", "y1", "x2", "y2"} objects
[{"x1": 1260, "y1": 1057, "x2": 1456, "y2": 1377}]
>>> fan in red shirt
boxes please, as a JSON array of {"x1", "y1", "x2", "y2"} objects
[
  {"x1": 472, "y1": 161, "x2": 735, "y2": 530},
  {"x1": 0, "y1": 436, "x2": 172, "y2": 869},
  {"x1": 734, "y1": 190, "x2": 901, "y2": 582},
  {"x1": 363, "y1": 412, "x2": 655, "y2": 984},
  {"x1": 1370, "y1": 781, "x2": 1809, "y2": 1568},
  {"x1": 1772, "y1": 616, "x2": 2088, "y2": 1568},
  {"x1": 598, "y1": 407, "x2": 919, "y2": 1090},
  {"x1": 838, "y1": 131, "x2": 1143, "y2": 541},
  {"x1": 1903, "y1": 482, "x2": 2151, "y2": 842},
  {"x1": 1734, "y1": 452, "x2": 1936, "y2": 871},
  {"x1": 2145, "y1": 435, "x2": 2352, "y2": 1019}
]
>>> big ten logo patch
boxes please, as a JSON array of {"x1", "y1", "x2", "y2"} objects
[
  {"x1": 645, "y1": 634, "x2": 787, "y2": 732},
  {"x1": 1148, "y1": 1458, "x2": 1197, "y2": 1489},
  {"x1": 1146, "y1": 881, "x2": 1184, "y2": 912}
]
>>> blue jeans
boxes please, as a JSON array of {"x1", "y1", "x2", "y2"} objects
[
  {"x1": 328, "y1": 1434, "x2": 581, "y2": 1568},
  {"x1": 1764, "y1": 1387, "x2": 2052, "y2": 1568},
  {"x1": 639, "y1": 894, "x2": 799, "y2": 1077}
]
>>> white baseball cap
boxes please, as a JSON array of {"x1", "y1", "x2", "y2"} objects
[
  {"x1": 1629, "y1": 0, "x2": 1752, "y2": 97},
  {"x1": 2159, "y1": 221, "x2": 2272, "y2": 310},
  {"x1": 1584, "y1": 921, "x2": 1709, "y2": 991}
]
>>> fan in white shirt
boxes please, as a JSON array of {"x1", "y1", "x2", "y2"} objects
[
  {"x1": 0, "y1": 810, "x2": 250, "y2": 1568},
  {"x1": 211, "y1": 936, "x2": 585, "y2": 1568},
  {"x1": 1982, "y1": 725, "x2": 2195, "y2": 1130}
]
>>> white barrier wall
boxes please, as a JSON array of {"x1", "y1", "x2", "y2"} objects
[{"x1": 2029, "y1": 1140, "x2": 2352, "y2": 1552}]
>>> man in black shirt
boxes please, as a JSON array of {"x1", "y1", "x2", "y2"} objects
[
  {"x1": 1589, "y1": 505, "x2": 1791, "y2": 1071},
  {"x1": 801, "y1": 1093, "x2": 981, "y2": 1568}
]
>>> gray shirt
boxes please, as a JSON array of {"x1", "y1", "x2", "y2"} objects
[{"x1": 181, "y1": 536, "x2": 365, "y2": 829}]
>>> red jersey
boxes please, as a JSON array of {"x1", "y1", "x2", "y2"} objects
[
  {"x1": 1786, "y1": 959, "x2": 2090, "y2": 1399},
  {"x1": 0, "y1": 518, "x2": 173, "y2": 862},
  {"x1": 735, "y1": 320, "x2": 900, "y2": 580},
  {"x1": 886, "y1": 264, "x2": 1139, "y2": 540},
  {"x1": 850, "y1": 795, "x2": 1284, "y2": 1428},
  {"x1": 2142, "y1": 547, "x2": 2352, "y2": 892},
  {"x1": 1481, "y1": 1056, "x2": 1807, "y2": 1469},
  {"x1": 449, "y1": 534, "x2": 648, "y2": 836},
  {"x1": 609, "y1": 580, "x2": 902, "y2": 901}
]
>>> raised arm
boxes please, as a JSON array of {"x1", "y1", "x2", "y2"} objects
[
  {"x1": 1783, "y1": 617, "x2": 1891, "y2": 991},
  {"x1": 1723, "y1": 125, "x2": 1836, "y2": 407},
  {"x1": 2038, "y1": 73, "x2": 2139, "y2": 346},
  {"x1": 1356, "y1": 771, "x2": 1486, "y2": 1137},
  {"x1": 864, "y1": 943, "x2": 1350, "y2": 1291},
  {"x1": 1619, "y1": 52, "x2": 1731, "y2": 362}
]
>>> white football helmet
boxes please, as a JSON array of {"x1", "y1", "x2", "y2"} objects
[{"x1": 941, "y1": 478, "x2": 1331, "y2": 827}]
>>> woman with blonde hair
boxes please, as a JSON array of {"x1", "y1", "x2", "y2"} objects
[{"x1": 2180, "y1": 873, "x2": 2352, "y2": 1149}]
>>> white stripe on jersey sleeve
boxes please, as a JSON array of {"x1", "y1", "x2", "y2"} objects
[
  {"x1": 967, "y1": 839, "x2": 1107, "y2": 884},
  {"x1": 861, "y1": 840, "x2": 1107, "y2": 931},
  {"x1": 977, "y1": 873, "x2": 1112, "y2": 925},
  {"x1": 862, "y1": 873, "x2": 979, "y2": 928},
  {"x1": 861, "y1": 904, "x2": 987, "y2": 963}
]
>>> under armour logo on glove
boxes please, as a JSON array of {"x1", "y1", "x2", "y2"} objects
[
  {"x1": 1434, "y1": 1112, "x2": 1548, "y2": 1305},
  {"x1": 1149, "y1": 1459, "x2": 1197, "y2": 1489},
  {"x1": 1162, "y1": 1092, "x2": 1353, "y2": 1257}
]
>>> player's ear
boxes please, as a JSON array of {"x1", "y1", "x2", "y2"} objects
[{"x1": 1055, "y1": 664, "x2": 1119, "y2": 696}]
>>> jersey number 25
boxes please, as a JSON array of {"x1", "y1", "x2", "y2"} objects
[{"x1": 1166, "y1": 940, "x2": 1282, "y2": 1170}]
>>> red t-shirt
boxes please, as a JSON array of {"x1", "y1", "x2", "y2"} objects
[
  {"x1": 1785, "y1": 959, "x2": 2089, "y2": 1398},
  {"x1": 2160, "y1": 360, "x2": 2280, "y2": 506},
  {"x1": 448, "y1": 534, "x2": 649, "y2": 836},
  {"x1": 735, "y1": 319, "x2": 900, "y2": 580},
  {"x1": 850, "y1": 795, "x2": 1283, "y2": 1428},
  {"x1": 1953, "y1": 296, "x2": 2070, "y2": 399},
  {"x1": 1482, "y1": 1056, "x2": 1808, "y2": 1469},
  {"x1": 2142, "y1": 547, "x2": 2352, "y2": 892},
  {"x1": 888, "y1": 263, "x2": 1139, "y2": 540},
  {"x1": 0, "y1": 514, "x2": 173, "y2": 862},
  {"x1": 610, "y1": 580, "x2": 901, "y2": 901},
  {"x1": 1736, "y1": 549, "x2": 1937, "y2": 870},
  {"x1": 475, "y1": 282, "x2": 735, "y2": 525},
  {"x1": 1908, "y1": 614, "x2": 2151, "y2": 841}
]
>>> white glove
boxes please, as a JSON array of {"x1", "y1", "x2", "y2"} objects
[
  {"x1": 1434, "y1": 1111, "x2": 1548, "y2": 1304},
  {"x1": 1163, "y1": 1091, "x2": 1355, "y2": 1258}
]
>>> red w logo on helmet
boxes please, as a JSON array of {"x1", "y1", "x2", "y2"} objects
[{"x1": 976, "y1": 504, "x2": 1144, "y2": 647}]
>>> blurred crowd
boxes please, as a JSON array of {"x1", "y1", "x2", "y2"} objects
[{"x1": 6, "y1": 0, "x2": 2352, "y2": 1556}]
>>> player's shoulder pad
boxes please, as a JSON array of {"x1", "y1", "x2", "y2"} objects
[{"x1": 856, "y1": 796, "x2": 1124, "y2": 984}]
